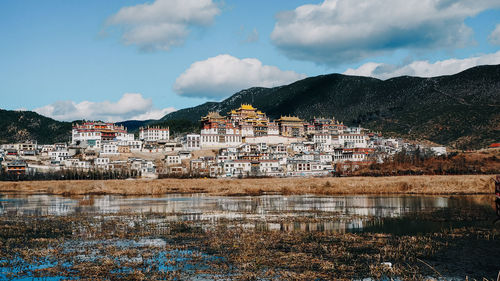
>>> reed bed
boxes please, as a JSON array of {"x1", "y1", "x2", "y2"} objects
[
  {"x1": 0, "y1": 208, "x2": 498, "y2": 280},
  {"x1": 0, "y1": 175, "x2": 495, "y2": 196}
]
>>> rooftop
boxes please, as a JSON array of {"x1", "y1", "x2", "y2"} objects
[
  {"x1": 239, "y1": 104, "x2": 256, "y2": 110},
  {"x1": 278, "y1": 115, "x2": 303, "y2": 122}
]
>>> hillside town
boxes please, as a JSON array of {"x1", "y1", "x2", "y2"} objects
[{"x1": 0, "y1": 104, "x2": 446, "y2": 179}]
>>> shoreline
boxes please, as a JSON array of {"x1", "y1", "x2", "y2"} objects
[{"x1": 0, "y1": 174, "x2": 496, "y2": 196}]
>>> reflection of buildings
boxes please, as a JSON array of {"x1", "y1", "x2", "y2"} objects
[
  {"x1": 0, "y1": 195, "x2": 4, "y2": 215},
  {"x1": 0, "y1": 195, "x2": 77, "y2": 216},
  {"x1": 213, "y1": 195, "x2": 444, "y2": 217},
  {"x1": 1, "y1": 194, "x2": 451, "y2": 233},
  {"x1": 93, "y1": 196, "x2": 120, "y2": 214}
]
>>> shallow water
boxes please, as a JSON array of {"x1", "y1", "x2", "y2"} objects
[
  {"x1": 0, "y1": 193, "x2": 495, "y2": 233},
  {"x1": 0, "y1": 193, "x2": 498, "y2": 280}
]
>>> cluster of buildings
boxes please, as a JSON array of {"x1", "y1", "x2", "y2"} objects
[
  {"x1": 183, "y1": 104, "x2": 367, "y2": 150},
  {"x1": 0, "y1": 104, "x2": 446, "y2": 179}
]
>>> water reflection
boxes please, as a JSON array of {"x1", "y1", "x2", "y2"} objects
[
  {"x1": 0, "y1": 194, "x2": 450, "y2": 216},
  {"x1": 0, "y1": 193, "x2": 492, "y2": 233}
]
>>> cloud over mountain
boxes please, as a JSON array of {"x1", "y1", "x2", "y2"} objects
[
  {"x1": 173, "y1": 54, "x2": 307, "y2": 99},
  {"x1": 34, "y1": 93, "x2": 176, "y2": 122},
  {"x1": 106, "y1": 0, "x2": 220, "y2": 51},
  {"x1": 271, "y1": 0, "x2": 500, "y2": 65},
  {"x1": 343, "y1": 50, "x2": 500, "y2": 79},
  {"x1": 489, "y1": 24, "x2": 500, "y2": 45}
]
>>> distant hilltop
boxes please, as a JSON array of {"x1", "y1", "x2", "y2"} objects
[
  {"x1": 159, "y1": 64, "x2": 500, "y2": 149},
  {"x1": 1, "y1": 64, "x2": 499, "y2": 149},
  {"x1": 0, "y1": 109, "x2": 71, "y2": 145}
]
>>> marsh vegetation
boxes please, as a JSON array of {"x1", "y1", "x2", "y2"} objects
[
  {"x1": 0, "y1": 193, "x2": 499, "y2": 280},
  {"x1": 0, "y1": 175, "x2": 495, "y2": 197}
]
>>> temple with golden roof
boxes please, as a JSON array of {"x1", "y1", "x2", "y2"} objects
[
  {"x1": 200, "y1": 104, "x2": 311, "y2": 139},
  {"x1": 277, "y1": 115, "x2": 305, "y2": 137},
  {"x1": 310, "y1": 117, "x2": 346, "y2": 135},
  {"x1": 200, "y1": 111, "x2": 226, "y2": 127},
  {"x1": 198, "y1": 104, "x2": 344, "y2": 147},
  {"x1": 227, "y1": 104, "x2": 269, "y2": 129}
]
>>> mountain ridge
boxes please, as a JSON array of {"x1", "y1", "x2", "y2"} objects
[
  {"x1": 0, "y1": 109, "x2": 72, "y2": 145},
  {"x1": 1, "y1": 64, "x2": 498, "y2": 148},
  {"x1": 158, "y1": 64, "x2": 500, "y2": 149}
]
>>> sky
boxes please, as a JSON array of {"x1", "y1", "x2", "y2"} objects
[{"x1": 1, "y1": 0, "x2": 500, "y2": 122}]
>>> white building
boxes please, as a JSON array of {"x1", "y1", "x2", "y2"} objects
[
  {"x1": 72, "y1": 122, "x2": 134, "y2": 145},
  {"x1": 118, "y1": 140, "x2": 142, "y2": 151},
  {"x1": 333, "y1": 148, "x2": 371, "y2": 163},
  {"x1": 95, "y1": 158, "x2": 110, "y2": 169},
  {"x1": 267, "y1": 122, "x2": 279, "y2": 135},
  {"x1": 49, "y1": 150, "x2": 69, "y2": 163},
  {"x1": 130, "y1": 159, "x2": 156, "y2": 175},
  {"x1": 200, "y1": 131, "x2": 242, "y2": 148},
  {"x1": 258, "y1": 160, "x2": 281, "y2": 174},
  {"x1": 317, "y1": 153, "x2": 333, "y2": 164},
  {"x1": 288, "y1": 160, "x2": 311, "y2": 172},
  {"x1": 338, "y1": 134, "x2": 368, "y2": 148},
  {"x1": 241, "y1": 124, "x2": 254, "y2": 137},
  {"x1": 313, "y1": 134, "x2": 332, "y2": 144},
  {"x1": 183, "y1": 134, "x2": 201, "y2": 150},
  {"x1": 223, "y1": 160, "x2": 251, "y2": 177},
  {"x1": 139, "y1": 126, "x2": 170, "y2": 142},
  {"x1": 101, "y1": 143, "x2": 118, "y2": 155},
  {"x1": 165, "y1": 155, "x2": 181, "y2": 166},
  {"x1": 291, "y1": 142, "x2": 305, "y2": 153},
  {"x1": 178, "y1": 151, "x2": 192, "y2": 160},
  {"x1": 63, "y1": 159, "x2": 90, "y2": 169},
  {"x1": 40, "y1": 145, "x2": 55, "y2": 155}
]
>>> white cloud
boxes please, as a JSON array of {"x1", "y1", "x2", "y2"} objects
[
  {"x1": 271, "y1": 0, "x2": 500, "y2": 64},
  {"x1": 173, "y1": 54, "x2": 307, "y2": 98},
  {"x1": 129, "y1": 107, "x2": 176, "y2": 121},
  {"x1": 343, "y1": 50, "x2": 500, "y2": 79},
  {"x1": 489, "y1": 24, "x2": 500, "y2": 45},
  {"x1": 34, "y1": 93, "x2": 176, "y2": 122},
  {"x1": 106, "y1": 0, "x2": 220, "y2": 51},
  {"x1": 242, "y1": 28, "x2": 259, "y2": 43}
]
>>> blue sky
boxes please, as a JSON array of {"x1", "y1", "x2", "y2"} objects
[{"x1": 1, "y1": 0, "x2": 500, "y2": 121}]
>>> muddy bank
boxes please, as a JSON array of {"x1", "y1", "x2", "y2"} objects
[{"x1": 0, "y1": 175, "x2": 496, "y2": 196}]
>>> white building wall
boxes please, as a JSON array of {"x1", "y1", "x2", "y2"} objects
[
  {"x1": 72, "y1": 129, "x2": 102, "y2": 144},
  {"x1": 200, "y1": 134, "x2": 242, "y2": 149},
  {"x1": 339, "y1": 134, "x2": 367, "y2": 148},
  {"x1": 49, "y1": 151, "x2": 69, "y2": 162},
  {"x1": 184, "y1": 134, "x2": 201, "y2": 150},
  {"x1": 223, "y1": 161, "x2": 251, "y2": 176},
  {"x1": 313, "y1": 134, "x2": 332, "y2": 144},
  {"x1": 140, "y1": 128, "x2": 169, "y2": 142},
  {"x1": 241, "y1": 126, "x2": 254, "y2": 137},
  {"x1": 165, "y1": 155, "x2": 181, "y2": 165},
  {"x1": 267, "y1": 126, "x2": 279, "y2": 135},
  {"x1": 259, "y1": 161, "x2": 280, "y2": 173},
  {"x1": 101, "y1": 143, "x2": 119, "y2": 155},
  {"x1": 244, "y1": 135, "x2": 302, "y2": 145}
]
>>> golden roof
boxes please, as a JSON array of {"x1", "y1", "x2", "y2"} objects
[
  {"x1": 202, "y1": 111, "x2": 224, "y2": 120},
  {"x1": 239, "y1": 104, "x2": 256, "y2": 110},
  {"x1": 278, "y1": 115, "x2": 303, "y2": 122}
]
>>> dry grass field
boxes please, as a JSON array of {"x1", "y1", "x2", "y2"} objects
[{"x1": 0, "y1": 175, "x2": 496, "y2": 196}]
